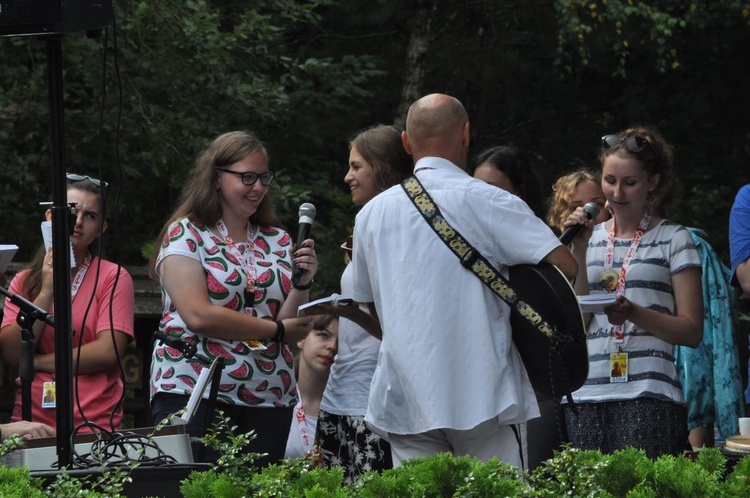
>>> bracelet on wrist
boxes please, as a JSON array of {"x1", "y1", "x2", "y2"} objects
[
  {"x1": 273, "y1": 320, "x2": 285, "y2": 343},
  {"x1": 293, "y1": 279, "x2": 314, "y2": 291}
]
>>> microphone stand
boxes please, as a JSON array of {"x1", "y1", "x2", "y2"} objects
[
  {"x1": 153, "y1": 331, "x2": 225, "y2": 462},
  {"x1": 0, "y1": 286, "x2": 55, "y2": 422}
]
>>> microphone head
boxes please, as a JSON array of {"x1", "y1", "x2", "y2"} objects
[
  {"x1": 583, "y1": 202, "x2": 601, "y2": 220},
  {"x1": 298, "y1": 203, "x2": 317, "y2": 220}
]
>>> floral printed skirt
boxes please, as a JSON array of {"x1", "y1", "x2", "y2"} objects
[{"x1": 317, "y1": 410, "x2": 393, "y2": 483}]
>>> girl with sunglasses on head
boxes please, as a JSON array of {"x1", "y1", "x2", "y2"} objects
[
  {"x1": 561, "y1": 127, "x2": 703, "y2": 459},
  {"x1": 148, "y1": 131, "x2": 318, "y2": 466},
  {"x1": 305, "y1": 124, "x2": 412, "y2": 482},
  {"x1": 0, "y1": 174, "x2": 135, "y2": 433}
]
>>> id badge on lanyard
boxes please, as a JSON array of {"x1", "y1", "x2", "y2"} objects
[
  {"x1": 610, "y1": 352, "x2": 628, "y2": 383},
  {"x1": 602, "y1": 213, "x2": 650, "y2": 383},
  {"x1": 216, "y1": 219, "x2": 267, "y2": 351},
  {"x1": 42, "y1": 256, "x2": 93, "y2": 407}
]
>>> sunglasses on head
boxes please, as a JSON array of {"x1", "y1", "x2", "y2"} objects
[
  {"x1": 601, "y1": 134, "x2": 651, "y2": 154},
  {"x1": 215, "y1": 167, "x2": 275, "y2": 186},
  {"x1": 66, "y1": 173, "x2": 109, "y2": 188}
]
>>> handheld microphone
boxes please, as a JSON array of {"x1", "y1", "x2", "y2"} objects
[
  {"x1": 292, "y1": 203, "x2": 317, "y2": 286},
  {"x1": 559, "y1": 202, "x2": 601, "y2": 245}
]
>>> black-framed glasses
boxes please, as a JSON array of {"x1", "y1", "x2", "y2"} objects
[
  {"x1": 601, "y1": 134, "x2": 651, "y2": 154},
  {"x1": 66, "y1": 173, "x2": 109, "y2": 188},
  {"x1": 215, "y1": 167, "x2": 274, "y2": 186}
]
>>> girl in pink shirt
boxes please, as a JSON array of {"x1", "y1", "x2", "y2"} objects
[{"x1": 0, "y1": 174, "x2": 134, "y2": 433}]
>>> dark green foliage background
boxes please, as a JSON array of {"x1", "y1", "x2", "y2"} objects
[{"x1": 1, "y1": 0, "x2": 748, "y2": 297}]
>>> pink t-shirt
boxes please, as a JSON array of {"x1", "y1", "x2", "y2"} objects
[{"x1": 1, "y1": 258, "x2": 134, "y2": 432}]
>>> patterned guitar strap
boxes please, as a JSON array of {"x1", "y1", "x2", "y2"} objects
[
  {"x1": 400, "y1": 175, "x2": 556, "y2": 337},
  {"x1": 400, "y1": 175, "x2": 578, "y2": 411}
]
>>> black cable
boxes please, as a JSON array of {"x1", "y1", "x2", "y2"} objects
[
  {"x1": 71, "y1": 24, "x2": 112, "y2": 433},
  {"x1": 105, "y1": 9, "x2": 129, "y2": 435},
  {"x1": 70, "y1": 8, "x2": 129, "y2": 441},
  {"x1": 510, "y1": 423, "x2": 525, "y2": 472},
  {"x1": 60, "y1": 422, "x2": 181, "y2": 469}
]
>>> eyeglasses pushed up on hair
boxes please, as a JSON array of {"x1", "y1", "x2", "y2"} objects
[
  {"x1": 601, "y1": 134, "x2": 651, "y2": 154},
  {"x1": 215, "y1": 167, "x2": 275, "y2": 186},
  {"x1": 66, "y1": 173, "x2": 109, "y2": 188}
]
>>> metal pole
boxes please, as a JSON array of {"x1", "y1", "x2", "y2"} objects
[{"x1": 46, "y1": 36, "x2": 74, "y2": 468}]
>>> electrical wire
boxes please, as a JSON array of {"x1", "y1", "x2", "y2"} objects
[{"x1": 69, "y1": 7, "x2": 130, "y2": 442}]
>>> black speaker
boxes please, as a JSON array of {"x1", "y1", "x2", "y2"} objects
[{"x1": 0, "y1": 0, "x2": 113, "y2": 37}]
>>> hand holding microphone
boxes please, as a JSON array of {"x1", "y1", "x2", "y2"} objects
[
  {"x1": 292, "y1": 203, "x2": 318, "y2": 288},
  {"x1": 559, "y1": 202, "x2": 602, "y2": 245}
]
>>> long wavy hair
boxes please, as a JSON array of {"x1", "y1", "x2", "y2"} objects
[{"x1": 149, "y1": 131, "x2": 281, "y2": 279}]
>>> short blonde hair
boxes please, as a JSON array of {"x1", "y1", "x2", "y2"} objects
[{"x1": 547, "y1": 169, "x2": 600, "y2": 233}]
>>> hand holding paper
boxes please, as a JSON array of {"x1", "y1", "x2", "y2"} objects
[
  {"x1": 41, "y1": 221, "x2": 75, "y2": 268},
  {"x1": 577, "y1": 294, "x2": 618, "y2": 313}
]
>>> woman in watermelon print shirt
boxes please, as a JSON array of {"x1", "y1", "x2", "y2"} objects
[{"x1": 148, "y1": 131, "x2": 318, "y2": 465}]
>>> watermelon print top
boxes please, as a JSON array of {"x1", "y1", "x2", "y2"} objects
[{"x1": 149, "y1": 218, "x2": 298, "y2": 408}]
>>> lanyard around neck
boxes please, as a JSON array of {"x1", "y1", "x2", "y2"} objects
[
  {"x1": 294, "y1": 394, "x2": 314, "y2": 455},
  {"x1": 603, "y1": 212, "x2": 650, "y2": 342},
  {"x1": 215, "y1": 219, "x2": 257, "y2": 309},
  {"x1": 70, "y1": 253, "x2": 93, "y2": 299}
]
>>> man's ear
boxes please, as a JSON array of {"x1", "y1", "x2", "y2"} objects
[
  {"x1": 45, "y1": 209, "x2": 52, "y2": 222},
  {"x1": 100, "y1": 220, "x2": 108, "y2": 235},
  {"x1": 402, "y1": 131, "x2": 413, "y2": 156},
  {"x1": 462, "y1": 122, "x2": 470, "y2": 149}
]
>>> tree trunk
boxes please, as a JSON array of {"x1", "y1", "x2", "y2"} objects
[{"x1": 394, "y1": 0, "x2": 437, "y2": 129}]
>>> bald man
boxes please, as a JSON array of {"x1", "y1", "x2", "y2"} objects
[{"x1": 351, "y1": 94, "x2": 576, "y2": 468}]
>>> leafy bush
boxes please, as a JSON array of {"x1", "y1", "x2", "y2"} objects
[
  {"x1": 594, "y1": 446, "x2": 653, "y2": 496},
  {"x1": 0, "y1": 465, "x2": 46, "y2": 498},
  {"x1": 3, "y1": 418, "x2": 750, "y2": 497},
  {"x1": 723, "y1": 454, "x2": 750, "y2": 497},
  {"x1": 178, "y1": 432, "x2": 750, "y2": 497}
]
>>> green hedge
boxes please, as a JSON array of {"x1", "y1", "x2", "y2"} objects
[
  {"x1": 2, "y1": 420, "x2": 749, "y2": 497},
  {"x1": 180, "y1": 445, "x2": 750, "y2": 497}
]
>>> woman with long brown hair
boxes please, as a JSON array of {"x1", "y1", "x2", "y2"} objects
[
  {"x1": 311, "y1": 124, "x2": 412, "y2": 482},
  {"x1": 0, "y1": 174, "x2": 134, "y2": 433},
  {"x1": 562, "y1": 127, "x2": 703, "y2": 458},
  {"x1": 148, "y1": 131, "x2": 318, "y2": 466}
]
